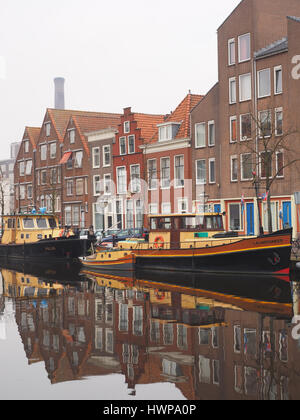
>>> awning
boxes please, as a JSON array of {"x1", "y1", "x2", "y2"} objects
[{"x1": 59, "y1": 151, "x2": 72, "y2": 164}]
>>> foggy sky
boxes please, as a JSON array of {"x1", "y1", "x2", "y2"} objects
[{"x1": 0, "y1": 0, "x2": 241, "y2": 159}]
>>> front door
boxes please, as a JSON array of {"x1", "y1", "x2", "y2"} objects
[
  {"x1": 246, "y1": 203, "x2": 254, "y2": 235},
  {"x1": 283, "y1": 202, "x2": 292, "y2": 228}
]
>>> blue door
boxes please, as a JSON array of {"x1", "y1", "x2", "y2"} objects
[
  {"x1": 246, "y1": 203, "x2": 255, "y2": 235},
  {"x1": 214, "y1": 204, "x2": 221, "y2": 213},
  {"x1": 283, "y1": 202, "x2": 292, "y2": 228}
]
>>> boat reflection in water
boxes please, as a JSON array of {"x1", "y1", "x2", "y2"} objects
[{"x1": 1, "y1": 263, "x2": 300, "y2": 401}]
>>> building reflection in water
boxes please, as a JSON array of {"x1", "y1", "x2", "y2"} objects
[{"x1": 1, "y1": 265, "x2": 300, "y2": 400}]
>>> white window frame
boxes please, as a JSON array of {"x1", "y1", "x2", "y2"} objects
[
  {"x1": 178, "y1": 198, "x2": 188, "y2": 214},
  {"x1": 238, "y1": 33, "x2": 251, "y2": 63},
  {"x1": 104, "y1": 174, "x2": 112, "y2": 195},
  {"x1": 230, "y1": 155, "x2": 238, "y2": 183},
  {"x1": 40, "y1": 144, "x2": 47, "y2": 161},
  {"x1": 274, "y1": 65, "x2": 283, "y2": 95},
  {"x1": 230, "y1": 116, "x2": 237, "y2": 143},
  {"x1": 228, "y1": 38, "x2": 236, "y2": 66},
  {"x1": 229, "y1": 202, "x2": 243, "y2": 231},
  {"x1": 103, "y1": 145, "x2": 111, "y2": 167},
  {"x1": 116, "y1": 166, "x2": 127, "y2": 195},
  {"x1": 209, "y1": 158, "x2": 216, "y2": 184},
  {"x1": 240, "y1": 153, "x2": 253, "y2": 181},
  {"x1": 92, "y1": 147, "x2": 100, "y2": 169},
  {"x1": 124, "y1": 121, "x2": 130, "y2": 134},
  {"x1": 147, "y1": 158, "x2": 157, "y2": 191},
  {"x1": 259, "y1": 150, "x2": 272, "y2": 179},
  {"x1": 258, "y1": 110, "x2": 272, "y2": 139},
  {"x1": 66, "y1": 180, "x2": 74, "y2": 196},
  {"x1": 174, "y1": 154, "x2": 184, "y2": 188},
  {"x1": 130, "y1": 164, "x2": 141, "y2": 193},
  {"x1": 69, "y1": 129, "x2": 76, "y2": 144},
  {"x1": 240, "y1": 113, "x2": 252, "y2": 141},
  {"x1": 160, "y1": 157, "x2": 171, "y2": 189},
  {"x1": 195, "y1": 159, "x2": 206, "y2": 185},
  {"x1": 119, "y1": 137, "x2": 126, "y2": 156},
  {"x1": 49, "y1": 142, "x2": 56, "y2": 159},
  {"x1": 161, "y1": 202, "x2": 171, "y2": 215},
  {"x1": 93, "y1": 175, "x2": 101, "y2": 196},
  {"x1": 239, "y1": 73, "x2": 252, "y2": 102},
  {"x1": 208, "y1": 120, "x2": 215, "y2": 147},
  {"x1": 229, "y1": 77, "x2": 237, "y2": 104},
  {"x1": 195, "y1": 122, "x2": 206, "y2": 148},
  {"x1": 45, "y1": 123, "x2": 51, "y2": 137},
  {"x1": 275, "y1": 107, "x2": 283, "y2": 136},
  {"x1": 24, "y1": 140, "x2": 29, "y2": 153},
  {"x1": 258, "y1": 68, "x2": 271, "y2": 98},
  {"x1": 149, "y1": 203, "x2": 158, "y2": 215},
  {"x1": 128, "y1": 135, "x2": 135, "y2": 154}
]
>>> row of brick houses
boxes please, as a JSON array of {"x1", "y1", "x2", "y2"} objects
[{"x1": 14, "y1": 0, "x2": 300, "y2": 237}]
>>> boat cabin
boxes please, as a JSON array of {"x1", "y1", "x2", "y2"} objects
[
  {"x1": 1, "y1": 213, "x2": 61, "y2": 245},
  {"x1": 148, "y1": 213, "x2": 225, "y2": 249}
]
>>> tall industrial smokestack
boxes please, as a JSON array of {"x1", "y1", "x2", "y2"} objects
[{"x1": 54, "y1": 77, "x2": 65, "y2": 109}]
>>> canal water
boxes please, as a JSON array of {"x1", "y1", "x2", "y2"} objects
[{"x1": 1, "y1": 261, "x2": 300, "y2": 401}]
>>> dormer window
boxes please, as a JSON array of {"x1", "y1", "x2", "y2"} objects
[
  {"x1": 158, "y1": 122, "x2": 180, "y2": 142},
  {"x1": 45, "y1": 123, "x2": 51, "y2": 137}
]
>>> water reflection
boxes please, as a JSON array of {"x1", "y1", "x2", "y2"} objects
[{"x1": 1, "y1": 262, "x2": 300, "y2": 400}]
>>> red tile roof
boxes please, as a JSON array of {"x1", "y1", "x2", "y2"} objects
[
  {"x1": 146, "y1": 93, "x2": 203, "y2": 144},
  {"x1": 131, "y1": 113, "x2": 165, "y2": 142},
  {"x1": 25, "y1": 126, "x2": 40, "y2": 148}
]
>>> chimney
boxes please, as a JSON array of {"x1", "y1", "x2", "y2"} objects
[{"x1": 54, "y1": 77, "x2": 65, "y2": 109}]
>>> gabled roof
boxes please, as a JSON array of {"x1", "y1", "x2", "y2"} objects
[
  {"x1": 47, "y1": 108, "x2": 121, "y2": 142},
  {"x1": 132, "y1": 113, "x2": 166, "y2": 142},
  {"x1": 70, "y1": 114, "x2": 121, "y2": 155},
  {"x1": 254, "y1": 37, "x2": 288, "y2": 59},
  {"x1": 25, "y1": 127, "x2": 40, "y2": 148},
  {"x1": 146, "y1": 92, "x2": 203, "y2": 144}
]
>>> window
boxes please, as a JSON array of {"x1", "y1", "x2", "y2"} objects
[
  {"x1": 231, "y1": 155, "x2": 238, "y2": 182},
  {"x1": 162, "y1": 202, "x2": 171, "y2": 214},
  {"x1": 20, "y1": 185, "x2": 25, "y2": 200},
  {"x1": 275, "y1": 108, "x2": 283, "y2": 136},
  {"x1": 119, "y1": 137, "x2": 126, "y2": 155},
  {"x1": 195, "y1": 123, "x2": 206, "y2": 148},
  {"x1": 72, "y1": 206, "x2": 80, "y2": 226},
  {"x1": 103, "y1": 145, "x2": 111, "y2": 166},
  {"x1": 263, "y1": 201, "x2": 279, "y2": 232},
  {"x1": 104, "y1": 174, "x2": 111, "y2": 195},
  {"x1": 19, "y1": 161, "x2": 25, "y2": 176},
  {"x1": 199, "y1": 355, "x2": 211, "y2": 384},
  {"x1": 209, "y1": 158, "x2": 216, "y2": 184},
  {"x1": 124, "y1": 121, "x2": 130, "y2": 133},
  {"x1": 259, "y1": 110, "x2": 272, "y2": 138},
  {"x1": 93, "y1": 175, "x2": 101, "y2": 196},
  {"x1": 27, "y1": 185, "x2": 32, "y2": 199},
  {"x1": 50, "y1": 142, "x2": 56, "y2": 159},
  {"x1": 149, "y1": 203, "x2": 158, "y2": 215},
  {"x1": 40, "y1": 144, "x2": 47, "y2": 161},
  {"x1": 260, "y1": 151, "x2": 272, "y2": 179},
  {"x1": 117, "y1": 167, "x2": 127, "y2": 194},
  {"x1": 92, "y1": 147, "x2": 100, "y2": 168},
  {"x1": 234, "y1": 326, "x2": 242, "y2": 353},
  {"x1": 128, "y1": 135, "x2": 135, "y2": 154},
  {"x1": 161, "y1": 157, "x2": 170, "y2": 189},
  {"x1": 258, "y1": 68, "x2": 271, "y2": 98},
  {"x1": 50, "y1": 168, "x2": 56, "y2": 184},
  {"x1": 175, "y1": 155, "x2": 184, "y2": 187},
  {"x1": 45, "y1": 123, "x2": 51, "y2": 137},
  {"x1": 240, "y1": 114, "x2": 252, "y2": 140},
  {"x1": 244, "y1": 329, "x2": 257, "y2": 356},
  {"x1": 241, "y1": 153, "x2": 253, "y2": 181},
  {"x1": 148, "y1": 159, "x2": 157, "y2": 190},
  {"x1": 178, "y1": 198, "x2": 188, "y2": 214},
  {"x1": 276, "y1": 151, "x2": 284, "y2": 178},
  {"x1": 196, "y1": 159, "x2": 206, "y2": 184},
  {"x1": 24, "y1": 140, "x2": 29, "y2": 153},
  {"x1": 130, "y1": 164, "x2": 140, "y2": 193},
  {"x1": 76, "y1": 178, "x2": 84, "y2": 195},
  {"x1": 74, "y1": 151, "x2": 83, "y2": 168},
  {"x1": 67, "y1": 180, "x2": 73, "y2": 196},
  {"x1": 126, "y1": 200, "x2": 134, "y2": 228},
  {"x1": 274, "y1": 66, "x2": 283, "y2": 94},
  {"x1": 229, "y1": 77, "x2": 237, "y2": 104},
  {"x1": 69, "y1": 130, "x2": 75, "y2": 144},
  {"x1": 159, "y1": 125, "x2": 172, "y2": 141},
  {"x1": 229, "y1": 203, "x2": 243, "y2": 231},
  {"x1": 41, "y1": 170, "x2": 47, "y2": 185},
  {"x1": 208, "y1": 121, "x2": 215, "y2": 146},
  {"x1": 239, "y1": 73, "x2": 252, "y2": 102},
  {"x1": 228, "y1": 38, "x2": 235, "y2": 65},
  {"x1": 238, "y1": 33, "x2": 251, "y2": 62},
  {"x1": 230, "y1": 116, "x2": 237, "y2": 143},
  {"x1": 135, "y1": 199, "x2": 144, "y2": 229}
]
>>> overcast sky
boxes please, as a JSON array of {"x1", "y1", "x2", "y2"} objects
[{"x1": 0, "y1": 0, "x2": 241, "y2": 159}]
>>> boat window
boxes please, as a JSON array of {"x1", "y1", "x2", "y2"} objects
[
  {"x1": 23, "y1": 218, "x2": 35, "y2": 229},
  {"x1": 179, "y1": 217, "x2": 195, "y2": 229},
  {"x1": 48, "y1": 217, "x2": 57, "y2": 229},
  {"x1": 7, "y1": 219, "x2": 15, "y2": 229},
  {"x1": 206, "y1": 217, "x2": 213, "y2": 230},
  {"x1": 37, "y1": 218, "x2": 48, "y2": 229},
  {"x1": 195, "y1": 216, "x2": 205, "y2": 230},
  {"x1": 150, "y1": 218, "x2": 158, "y2": 230},
  {"x1": 205, "y1": 216, "x2": 224, "y2": 230}
]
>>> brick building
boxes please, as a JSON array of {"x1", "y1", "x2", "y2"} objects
[
  {"x1": 112, "y1": 107, "x2": 165, "y2": 230},
  {"x1": 191, "y1": 0, "x2": 300, "y2": 238}
]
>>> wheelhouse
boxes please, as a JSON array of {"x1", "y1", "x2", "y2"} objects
[{"x1": 149, "y1": 213, "x2": 224, "y2": 232}]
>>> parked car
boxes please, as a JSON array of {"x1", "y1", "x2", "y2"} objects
[{"x1": 100, "y1": 228, "x2": 149, "y2": 244}]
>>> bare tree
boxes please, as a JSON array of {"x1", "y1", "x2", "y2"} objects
[{"x1": 240, "y1": 107, "x2": 299, "y2": 233}]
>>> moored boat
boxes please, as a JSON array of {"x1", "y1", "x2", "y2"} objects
[
  {"x1": 0, "y1": 212, "x2": 93, "y2": 262},
  {"x1": 80, "y1": 212, "x2": 293, "y2": 277}
]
